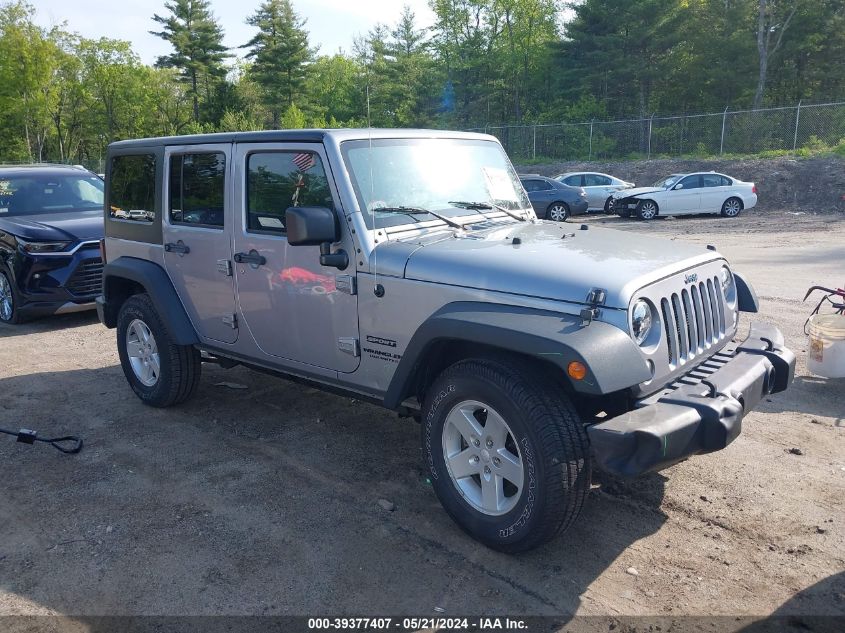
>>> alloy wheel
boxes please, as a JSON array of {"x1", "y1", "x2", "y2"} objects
[
  {"x1": 126, "y1": 318, "x2": 161, "y2": 387},
  {"x1": 548, "y1": 204, "x2": 568, "y2": 221},
  {"x1": 723, "y1": 199, "x2": 742, "y2": 216},
  {"x1": 639, "y1": 201, "x2": 658, "y2": 219},
  {"x1": 441, "y1": 400, "x2": 524, "y2": 516},
  {"x1": 0, "y1": 273, "x2": 13, "y2": 322}
]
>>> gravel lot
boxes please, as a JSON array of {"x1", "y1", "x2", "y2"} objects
[{"x1": 0, "y1": 210, "x2": 843, "y2": 623}]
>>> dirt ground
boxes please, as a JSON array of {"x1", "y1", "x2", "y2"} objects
[{"x1": 0, "y1": 209, "x2": 843, "y2": 625}]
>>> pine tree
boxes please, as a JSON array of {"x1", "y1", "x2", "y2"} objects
[
  {"x1": 150, "y1": 0, "x2": 229, "y2": 123},
  {"x1": 242, "y1": 0, "x2": 312, "y2": 128}
]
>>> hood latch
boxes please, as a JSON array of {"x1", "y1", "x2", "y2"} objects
[{"x1": 580, "y1": 288, "x2": 607, "y2": 326}]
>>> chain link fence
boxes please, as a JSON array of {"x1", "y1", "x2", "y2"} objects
[{"x1": 469, "y1": 101, "x2": 845, "y2": 162}]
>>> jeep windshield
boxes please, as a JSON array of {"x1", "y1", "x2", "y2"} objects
[
  {"x1": 340, "y1": 138, "x2": 532, "y2": 229},
  {"x1": 0, "y1": 173, "x2": 104, "y2": 216}
]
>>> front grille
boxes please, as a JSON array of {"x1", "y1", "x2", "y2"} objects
[
  {"x1": 66, "y1": 257, "x2": 103, "y2": 298},
  {"x1": 660, "y1": 276, "x2": 726, "y2": 367}
]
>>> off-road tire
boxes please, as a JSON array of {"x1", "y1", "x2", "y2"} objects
[
  {"x1": 636, "y1": 199, "x2": 659, "y2": 220},
  {"x1": 116, "y1": 293, "x2": 200, "y2": 407},
  {"x1": 721, "y1": 197, "x2": 743, "y2": 217},
  {"x1": 421, "y1": 357, "x2": 591, "y2": 553}
]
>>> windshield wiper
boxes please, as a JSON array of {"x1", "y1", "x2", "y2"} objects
[
  {"x1": 449, "y1": 201, "x2": 529, "y2": 222},
  {"x1": 374, "y1": 206, "x2": 467, "y2": 229}
]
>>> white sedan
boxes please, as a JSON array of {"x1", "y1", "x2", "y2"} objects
[
  {"x1": 611, "y1": 172, "x2": 758, "y2": 220},
  {"x1": 555, "y1": 172, "x2": 635, "y2": 212}
]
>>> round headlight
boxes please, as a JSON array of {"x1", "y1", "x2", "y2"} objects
[
  {"x1": 720, "y1": 266, "x2": 734, "y2": 293},
  {"x1": 631, "y1": 299, "x2": 653, "y2": 345}
]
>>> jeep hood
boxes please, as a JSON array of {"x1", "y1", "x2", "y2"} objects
[{"x1": 376, "y1": 222, "x2": 722, "y2": 309}]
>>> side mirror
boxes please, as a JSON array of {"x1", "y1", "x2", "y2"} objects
[
  {"x1": 674, "y1": 183, "x2": 684, "y2": 190},
  {"x1": 285, "y1": 206, "x2": 348, "y2": 270},
  {"x1": 285, "y1": 207, "x2": 339, "y2": 246}
]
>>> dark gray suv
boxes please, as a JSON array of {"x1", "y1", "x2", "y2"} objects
[
  {"x1": 96, "y1": 129, "x2": 794, "y2": 553},
  {"x1": 519, "y1": 174, "x2": 589, "y2": 221}
]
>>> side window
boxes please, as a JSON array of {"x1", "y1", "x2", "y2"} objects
[
  {"x1": 584, "y1": 174, "x2": 611, "y2": 186},
  {"x1": 563, "y1": 175, "x2": 582, "y2": 187},
  {"x1": 109, "y1": 154, "x2": 156, "y2": 222},
  {"x1": 678, "y1": 175, "x2": 701, "y2": 190},
  {"x1": 521, "y1": 179, "x2": 538, "y2": 192},
  {"x1": 169, "y1": 153, "x2": 226, "y2": 228},
  {"x1": 247, "y1": 151, "x2": 331, "y2": 234},
  {"x1": 702, "y1": 174, "x2": 726, "y2": 188},
  {"x1": 721, "y1": 175, "x2": 732, "y2": 187}
]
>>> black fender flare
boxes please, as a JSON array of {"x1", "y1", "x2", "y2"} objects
[
  {"x1": 100, "y1": 256, "x2": 198, "y2": 345},
  {"x1": 383, "y1": 302, "x2": 650, "y2": 409},
  {"x1": 733, "y1": 271, "x2": 759, "y2": 313}
]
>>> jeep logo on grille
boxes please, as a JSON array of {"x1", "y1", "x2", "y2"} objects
[{"x1": 684, "y1": 273, "x2": 698, "y2": 284}]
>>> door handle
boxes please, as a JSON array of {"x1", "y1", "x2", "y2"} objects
[
  {"x1": 164, "y1": 241, "x2": 190, "y2": 255},
  {"x1": 234, "y1": 251, "x2": 267, "y2": 266}
]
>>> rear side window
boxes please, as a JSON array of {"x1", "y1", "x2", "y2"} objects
[
  {"x1": 169, "y1": 153, "x2": 226, "y2": 228},
  {"x1": 246, "y1": 151, "x2": 331, "y2": 234},
  {"x1": 109, "y1": 154, "x2": 156, "y2": 222},
  {"x1": 703, "y1": 174, "x2": 732, "y2": 187},
  {"x1": 584, "y1": 174, "x2": 611, "y2": 186}
]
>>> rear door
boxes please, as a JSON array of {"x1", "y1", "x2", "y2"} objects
[
  {"x1": 700, "y1": 174, "x2": 731, "y2": 212},
  {"x1": 583, "y1": 173, "x2": 613, "y2": 209},
  {"x1": 232, "y1": 142, "x2": 360, "y2": 373},
  {"x1": 162, "y1": 144, "x2": 238, "y2": 344}
]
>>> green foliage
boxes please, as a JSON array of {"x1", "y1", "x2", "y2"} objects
[
  {"x1": 1, "y1": 0, "x2": 845, "y2": 167},
  {"x1": 150, "y1": 0, "x2": 229, "y2": 123},
  {"x1": 242, "y1": 0, "x2": 312, "y2": 127}
]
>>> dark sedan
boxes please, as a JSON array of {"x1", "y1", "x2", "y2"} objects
[
  {"x1": 519, "y1": 175, "x2": 589, "y2": 221},
  {"x1": 0, "y1": 165, "x2": 105, "y2": 324}
]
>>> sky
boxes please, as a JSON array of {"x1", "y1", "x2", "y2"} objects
[{"x1": 32, "y1": 0, "x2": 438, "y2": 64}]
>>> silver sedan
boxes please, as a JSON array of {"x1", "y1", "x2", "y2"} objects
[{"x1": 554, "y1": 172, "x2": 635, "y2": 212}]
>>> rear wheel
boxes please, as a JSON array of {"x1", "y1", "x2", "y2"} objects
[
  {"x1": 117, "y1": 293, "x2": 201, "y2": 407},
  {"x1": 721, "y1": 197, "x2": 743, "y2": 217},
  {"x1": 421, "y1": 357, "x2": 591, "y2": 552},
  {"x1": 546, "y1": 202, "x2": 570, "y2": 222},
  {"x1": 0, "y1": 268, "x2": 24, "y2": 325},
  {"x1": 636, "y1": 200, "x2": 659, "y2": 220}
]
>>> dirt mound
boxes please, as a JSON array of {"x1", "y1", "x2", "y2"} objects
[{"x1": 520, "y1": 155, "x2": 845, "y2": 213}]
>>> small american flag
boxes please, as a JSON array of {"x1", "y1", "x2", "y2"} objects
[{"x1": 292, "y1": 153, "x2": 315, "y2": 172}]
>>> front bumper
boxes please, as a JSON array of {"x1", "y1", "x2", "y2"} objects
[{"x1": 587, "y1": 322, "x2": 795, "y2": 478}]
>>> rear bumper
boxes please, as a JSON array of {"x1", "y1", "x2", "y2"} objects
[
  {"x1": 587, "y1": 322, "x2": 795, "y2": 478},
  {"x1": 571, "y1": 199, "x2": 589, "y2": 215}
]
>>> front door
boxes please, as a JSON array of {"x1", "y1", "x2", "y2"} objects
[
  {"x1": 162, "y1": 144, "x2": 238, "y2": 344},
  {"x1": 671, "y1": 175, "x2": 702, "y2": 214},
  {"x1": 232, "y1": 143, "x2": 360, "y2": 373}
]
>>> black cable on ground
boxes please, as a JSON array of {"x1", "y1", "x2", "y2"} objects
[{"x1": 0, "y1": 427, "x2": 83, "y2": 454}]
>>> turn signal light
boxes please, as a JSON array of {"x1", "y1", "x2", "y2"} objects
[{"x1": 567, "y1": 361, "x2": 587, "y2": 380}]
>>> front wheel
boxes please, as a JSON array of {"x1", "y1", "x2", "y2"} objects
[
  {"x1": 721, "y1": 197, "x2": 743, "y2": 217},
  {"x1": 116, "y1": 293, "x2": 201, "y2": 407},
  {"x1": 421, "y1": 358, "x2": 591, "y2": 552},
  {"x1": 603, "y1": 196, "x2": 615, "y2": 214},
  {"x1": 546, "y1": 202, "x2": 570, "y2": 222},
  {"x1": 0, "y1": 268, "x2": 24, "y2": 325},
  {"x1": 636, "y1": 199, "x2": 659, "y2": 220}
]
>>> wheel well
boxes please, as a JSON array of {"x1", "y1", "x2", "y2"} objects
[
  {"x1": 411, "y1": 339, "x2": 573, "y2": 405},
  {"x1": 548, "y1": 201, "x2": 569, "y2": 210},
  {"x1": 724, "y1": 196, "x2": 743, "y2": 208},
  {"x1": 104, "y1": 275, "x2": 145, "y2": 313}
]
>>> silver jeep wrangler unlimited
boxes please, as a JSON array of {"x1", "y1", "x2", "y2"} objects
[{"x1": 97, "y1": 129, "x2": 794, "y2": 552}]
